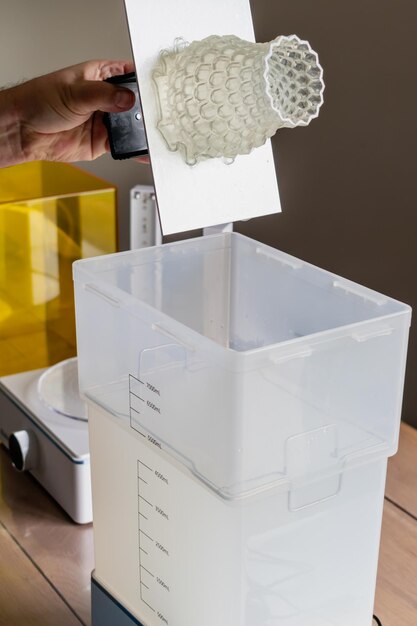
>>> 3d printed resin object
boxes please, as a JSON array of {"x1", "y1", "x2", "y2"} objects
[{"x1": 153, "y1": 34, "x2": 324, "y2": 165}]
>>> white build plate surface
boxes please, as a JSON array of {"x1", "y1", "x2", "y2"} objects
[
  {"x1": 0, "y1": 369, "x2": 92, "y2": 524},
  {"x1": 123, "y1": 0, "x2": 281, "y2": 235},
  {"x1": 0, "y1": 369, "x2": 89, "y2": 460}
]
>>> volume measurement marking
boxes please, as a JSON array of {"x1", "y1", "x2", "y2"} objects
[
  {"x1": 129, "y1": 374, "x2": 146, "y2": 437},
  {"x1": 141, "y1": 565, "x2": 155, "y2": 577},
  {"x1": 138, "y1": 460, "x2": 153, "y2": 610},
  {"x1": 146, "y1": 383, "x2": 161, "y2": 396},
  {"x1": 138, "y1": 457, "x2": 171, "y2": 623},
  {"x1": 147, "y1": 400, "x2": 161, "y2": 414},
  {"x1": 139, "y1": 461, "x2": 153, "y2": 472},
  {"x1": 157, "y1": 577, "x2": 170, "y2": 592},
  {"x1": 155, "y1": 505, "x2": 169, "y2": 520},
  {"x1": 156, "y1": 541, "x2": 169, "y2": 556},
  {"x1": 140, "y1": 529, "x2": 154, "y2": 542},
  {"x1": 129, "y1": 374, "x2": 145, "y2": 385},
  {"x1": 143, "y1": 600, "x2": 155, "y2": 613},
  {"x1": 148, "y1": 435, "x2": 162, "y2": 449},
  {"x1": 155, "y1": 470, "x2": 169, "y2": 485},
  {"x1": 139, "y1": 495, "x2": 154, "y2": 507}
]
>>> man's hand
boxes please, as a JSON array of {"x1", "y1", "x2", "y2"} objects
[{"x1": 0, "y1": 60, "x2": 141, "y2": 166}]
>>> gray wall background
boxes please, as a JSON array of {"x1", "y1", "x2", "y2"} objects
[
  {"x1": 244, "y1": 1, "x2": 417, "y2": 427},
  {"x1": 1, "y1": 1, "x2": 416, "y2": 425}
]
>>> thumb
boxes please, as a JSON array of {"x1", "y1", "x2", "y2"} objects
[{"x1": 68, "y1": 80, "x2": 136, "y2": 116}]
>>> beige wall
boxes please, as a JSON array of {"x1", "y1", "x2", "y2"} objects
[{"x1": 2, "y1": 1, "x2": 416, "y2": 424}]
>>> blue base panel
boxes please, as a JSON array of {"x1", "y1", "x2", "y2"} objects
[
  {"x1": 91, "y1": 574, "x2": 383, "y2": 626},
  {"x1": 91, "y1": 576, "x2": 145, "y2": 626}
]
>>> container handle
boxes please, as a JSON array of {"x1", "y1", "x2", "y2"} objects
[
  {"x1": 83, "y1": 283, "x2": 120, "y2": 307},
  {"x1": 333, "y1": 279, "x2": 388, "y2": 306},
  {"x1": 270, "y1": 348, "x2": 313, "y2": 365},
  {"x1": 152, "y1": 323, "x2": 195, "y2": 352}
]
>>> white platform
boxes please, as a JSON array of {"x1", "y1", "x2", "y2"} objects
[
  {"x1": 123, "y1": 0, "x2": 281, "y2": 234},
  {"x1": 0, "y1": 368, "x2": 92, "y2": 524}
]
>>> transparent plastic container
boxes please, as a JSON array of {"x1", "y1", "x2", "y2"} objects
[
  {"x1": 74, "y1": 232, "x2": 411, "y2": 625},
  {"x1": 74, "y1": 232, "x2": 410, "y2": 496}
]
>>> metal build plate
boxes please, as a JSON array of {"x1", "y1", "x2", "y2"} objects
[{"x1": 123, "y1": 0, "x2": 281, "y2": 235}]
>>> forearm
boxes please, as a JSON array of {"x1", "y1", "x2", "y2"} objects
[{"x1": 0, "y1": 85, "x2": 26, "y2": 167}]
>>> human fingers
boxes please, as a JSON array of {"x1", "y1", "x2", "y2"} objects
[
  {"x1": 134, "y1": 156, "x2": 151, "y2": 164},
  {"x1": 59, "y1": 59, "x2": 135, "y2": 82},
  {"x1": 68, "y1": 79, "x2": 136, "y2": 117},
  {"x1": 91, "y1": 111, "x2": 112, "y2": 160}
]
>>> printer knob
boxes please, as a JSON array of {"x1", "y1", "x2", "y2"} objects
[{"x1": 8, "y1": 430, "x2": 38, "y2": 472}]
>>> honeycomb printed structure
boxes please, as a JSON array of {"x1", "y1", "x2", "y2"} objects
[
  {"x1": 265, "y1": 36, "x2": 324, "y2": 126},
  {"x1": 152, "y1": 34, "x2": 324, "y2": 166}
]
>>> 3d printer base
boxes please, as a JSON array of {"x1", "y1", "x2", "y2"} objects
[
  {"x1": 92, "y1": 576, "x2": 144, "y2": 626},
  {"x1": 91, "y1": 574, "x2": 384, "y2": 626}
]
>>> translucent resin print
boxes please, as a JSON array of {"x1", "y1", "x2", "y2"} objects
[{"x1": 153, "y1": 34, "x2": 324, "y2": 165}]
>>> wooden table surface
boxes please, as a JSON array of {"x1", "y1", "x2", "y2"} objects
[{"x1": 0, "y1": 423, "x2": 416, "y2": 626}]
